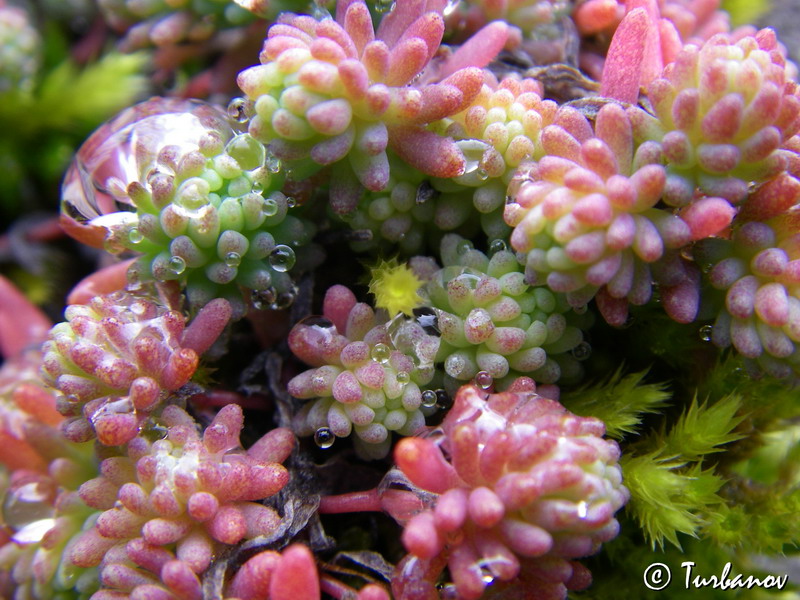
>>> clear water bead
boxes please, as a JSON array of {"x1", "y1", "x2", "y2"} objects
[
  {"x1": 699, "y1": 324, "x2": 713, "y2": 342},
  {"x1": 226, "y1": 97, "x2": 250, "y2": 123},
  {"x1": 371, "y1": 343, "x2": 391, "y2": 363},
  {"x1": 488, "y1": 239, "x2": 507, "y2": 255},
  {"x1": 225, "y1": 252, "x2": 241, "y2": 267},
  {"x1": 261, "y1": 197, "x2": 278, "y2": 216},
  {"x1": 421, "y1": 389, "x2": 438, "y2": 408},
  {"x1": 474, "y1": 371, "x2": 493, "y2": 389},
  {"x1": 314, "y1": 427, "x2": 335, "y2": 448},
  {"x1": 128, "y1": 227, "x2": 144, "y2": 244},
  {"x1": 268, "y1": 245, "x2": 296, "y2": 272},
  {"x1": 169, "y1": 256, "x2": 186, "y2": 275}
]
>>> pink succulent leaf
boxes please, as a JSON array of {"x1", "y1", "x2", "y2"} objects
[{"x1": 600, "y1": 8, "x2": 649, "y2": 104}]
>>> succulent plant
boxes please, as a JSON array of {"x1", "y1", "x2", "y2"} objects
[
  {"x1": 631, "y1": 28, "x2": 800, "y2": 204},
  {"x1": 0, "y1": 1, "x2": 40, "y2": 95},
  {"x1": 504, "y1": 102, "x2": 729, "y2": 325},
  {"x1": 71, "y1": 404, "x2": 294, "y2": 598},
  {"x1": 97, "y1": 0, "x2": 292, "y2": 51},
  {"x1": 289, "y1": 284, "x2": 439, "y2": 459},
  {"x1": 695, "y1": 213, "x2": 800, "y2": 379},
  {"x1": 391, "y1": 385, "x2": 628, "y2": 600},
  {"x1": 60, "y1": 97, "x2": 316, "y2": 316},
  {"x1": 236, "y1": 0, "x2": 510, "y2": 213},
  {"x1": 41, "y1": 291, "x2": 231, "y2": 446},
  {"x1": 423, "y1": 234, "x2": 590, "y2": 388}
]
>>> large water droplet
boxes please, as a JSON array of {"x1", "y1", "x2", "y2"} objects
[
  {"x1": 314, "y1": 427, "x2": 335, "y2": 448},
  {"x1": 396, "y1": 371, "x2": 410, "y2": 384},
  {"x1": 61, "y1": 98, "x2": 233, "y2": 247},
  {"x1": 269, "y1": 245, "x2": 296, "y2": 272},
  {"x1": 699, "y1": 324, "x2": 713, "y2": 342}
]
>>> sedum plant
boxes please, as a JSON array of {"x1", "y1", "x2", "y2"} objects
[{"x1": 2, "y1": 0, "x2": 800, "y2": 597}]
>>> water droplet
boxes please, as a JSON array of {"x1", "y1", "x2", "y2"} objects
[
  {"x1": 311, "y1": 1, "x2": 332, "y2": 20},
  {"x1": 443, "y1": 0, "x2": 460, "y2": 16},
  {"x1": 169, "y1": 256, "x2": 186, "y2": 274},
  {"x1": 573, "y1": 304, "x2": 588, "y2": 315},
  {"x1": 273, "y1": 290, "x2": 296, "y2": 310},
  {"x1": 474, "y1": 371, "x2": 493, "y2": 389},
  {"x1": 297, "y1": 316, "x2": 338, "y2": 343},
  {"x1": 269, "y1": 245, "x2": 296, "y2": 272},
  {"x1": 128, "y1": 227, "x2": 144, "y2": 244},
  {"x1": 261, "y1": 197, "x2": 278, "y2": 216},
  {"x1": 571, "y1": 341, "x2": 592, "y2": 361},
  {"x1": 286, "y1": 196, "x2": 297, "y2": 208},
  {"x1": 488, "y1": 239, "x2": 507, "y2": 255},
  {"x1": 577, "y1": 500, "x2": 588, "y2": 519},
  {"x1": 421, "y1": 390, "x2": 438, "y2": 408},
  {"x1": 457, "y1": 240, "x2": 473, "y2": 255},
  {"x1": 435, "y1": 389, "x2": 452, "y2": 410},
  {"x1": 225, "y1": 252, "x2": 241, "y2": 267},
  {"x1": 314, "y1": 427, "x2": 335, "y2": 449},
  {"x1": 3, "y1": 481, "x2": 53, "y2": 527},
  {"x1": 265, "y1": 154, "x2": 282, "y2": 174},
  {"x1": 413, "y1": 307, "x2": 440, "y2": 336},
  {"x1": 371, "y1": 343, "x2": 391, "y2": 363},
  {"x1": 699, "y1": 324, "x2": 713, "y2": 342},
  {"x1": 252, "y1": 287, "x2": 277, "y2": 310},
  {"x1": 227, "y1": 97, "x2": 249, "y2": 123},
  {"x1": 61, "y1": 98, "x2": 233, "y2": 245},
  {"x1": 476, "y1": 168, "x2": 489, "y2": 181},
  {"x1": 375, "y1": 0, "x2": 395, "y2": 13},
  {"x1": 396, "y1": 371, "x2": 410, "y2": 384}
]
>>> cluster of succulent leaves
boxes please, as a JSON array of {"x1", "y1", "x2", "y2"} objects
[{"x1": 2, "y1": 0, "x2": 800, "y2": 598}]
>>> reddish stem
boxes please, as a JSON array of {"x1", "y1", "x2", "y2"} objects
[{"x1": 319, "y1": 489, "x2": 384, "y2": 514}]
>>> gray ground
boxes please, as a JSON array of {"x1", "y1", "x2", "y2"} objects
[{"x1": 759, "y1": 0, "x2": 800, "y2": 63}]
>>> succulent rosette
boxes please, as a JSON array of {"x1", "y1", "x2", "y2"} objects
[
  {"x1": 505, "y1": 102, "x2": 727, "y2": 324},
  {"x1": 0, "y1": 351, "x2": 102, "y2": 599},
  {"x1": 236, "y1": 0, "x2": 510, "y2": 214},
  {"x1": 392, "y1": 385, "x2": 628, "y2": 600},
  {"x1": 41, "y1": 292, "x2": 231, "y2": 446},
  {"x1": 68, "y1": 404, "x2": 294, "y2": 598},
  {"x1": 632, "y1": 28, "x2": 800, "y2": 204},
  {"x1": 0, "y1": 0, "x2": 40, "y2": 95},
  {"x1": 423, "y1": 234, "x2": 589, "y2": 388},
  {"x1": 61, "y1": 97, "x2": 316, "y2": 315},
  {"x1": 695, "y1": 212, "x2": 800, "y2": 379},
  {"x1": 97, "y1": 0, "x2": 298, "y2": 51},
  {"x1": 289, "y1": 284, "x2": 440, "y2": 459}
]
